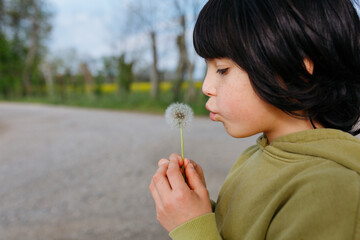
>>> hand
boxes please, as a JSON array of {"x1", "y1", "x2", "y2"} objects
[
  {"x1": 149, "y1": 153, "x2": 212, "y2": 232},
  {"x1": 158, "y1": 154, "x2": 207, "y2": 187}
]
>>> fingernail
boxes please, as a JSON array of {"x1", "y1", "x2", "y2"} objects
[{"x1": 159, "y1": 159, "x2": 169, "y2": 166}]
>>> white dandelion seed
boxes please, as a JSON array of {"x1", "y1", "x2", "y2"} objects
[{"x1": 165, "y1": 103, "x2": 194, "y2": 129}]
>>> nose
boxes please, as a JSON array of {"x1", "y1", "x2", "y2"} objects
[{"x1": 202, "y1": 73, "x2": 216, "y2": 97}]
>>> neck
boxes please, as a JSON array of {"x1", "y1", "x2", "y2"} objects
[{"x1": 265, "y1": 114, "x2": 323, "y2": 144}]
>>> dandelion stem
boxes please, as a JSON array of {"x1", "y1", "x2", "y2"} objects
[
  {"x1": 180, "y1": 126, "x2": 187, "y2": 182},
  {"x1": 180, "y1": 126, "x2": 184, "y2": 159}
]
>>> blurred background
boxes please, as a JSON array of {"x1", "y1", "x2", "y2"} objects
[
  {"x1": 0, "y1": 0, "x2": 208, "y2": 113},
  {"x1": 0, "y1": 1, "x2": 256, "y2": 239}
]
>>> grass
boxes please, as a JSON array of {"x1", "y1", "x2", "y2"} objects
[{"x1": 3, "y1": 90, "x2": 209, "y2": 116}]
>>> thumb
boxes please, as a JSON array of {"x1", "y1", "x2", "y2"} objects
[{"x1": 185, "y1": 160, "x2": 206, "y2": 191}]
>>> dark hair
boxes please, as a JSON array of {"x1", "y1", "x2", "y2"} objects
[{"x1": 194, "y1": 0, "x2": 360, "y2": 135}]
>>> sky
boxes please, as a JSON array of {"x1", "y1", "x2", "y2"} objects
[
  {"x1": 46, "y1": 0, "x2": 206, "y2": 78},
  {"x1": 48, "y1": 0, "x2": 121, "y2": 59}
]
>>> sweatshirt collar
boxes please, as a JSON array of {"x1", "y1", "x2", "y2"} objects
[
  {"x1": 256, "y1": 128, "x2": 360, "y2": 173},
  {"x1": 257, "y1": 128, "x2": 358, "y2": 148}
]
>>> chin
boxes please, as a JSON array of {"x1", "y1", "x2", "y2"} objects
[
  {"x1": 224, "y1": 127, "x2": 243, "y2": 138},
  {"x1": 225, "y1": 126, "x2": 260, "y2": 139}
]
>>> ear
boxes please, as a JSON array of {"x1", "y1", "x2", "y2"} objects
[{"x1": 303, "y1": 58, "x2": 314, "y2": 75}]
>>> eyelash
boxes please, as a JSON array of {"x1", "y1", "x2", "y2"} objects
[{"x1": 217, "y1": 68, "x2": 229, "y2": 75}]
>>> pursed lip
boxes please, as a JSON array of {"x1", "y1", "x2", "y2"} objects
[
  {"x1": 205, "y1": 104, "x2": 217, "y2": 121},
  {"x1": 205, "y1": 104, "x2": 213, "y2": 113}
]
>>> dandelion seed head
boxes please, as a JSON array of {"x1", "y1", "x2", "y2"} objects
[{"x1": 165, "y1": 103, "x2": 193, "y2": 129}]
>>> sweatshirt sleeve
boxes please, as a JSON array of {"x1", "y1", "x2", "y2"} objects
[{"x1": 169, "y1": 213, "x2": 222, "y2": 240}]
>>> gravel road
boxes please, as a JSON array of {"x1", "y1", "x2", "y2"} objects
[{"x1": 0, "y1": 102, "x2": 258, "y2": 240}]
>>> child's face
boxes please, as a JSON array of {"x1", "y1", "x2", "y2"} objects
[{"x1": 203, "y1": 58, "x2": 285, "y2": 139}]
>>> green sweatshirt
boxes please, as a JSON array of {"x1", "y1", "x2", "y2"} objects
[{"x1": 170, "y1": 129, "x2": 360, "y2": 240}]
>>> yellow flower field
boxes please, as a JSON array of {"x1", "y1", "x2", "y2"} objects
[{"x1": 99, "y1": 82, "x2": 202, "y2": 93}]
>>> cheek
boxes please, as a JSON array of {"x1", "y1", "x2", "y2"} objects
[
  {"x1": 224, "y1": 82, "x2": 247, "y2": 107},
  {"x1": 221, "y1": 87, "x2": 266, "y2": 123},
  {"x1": 221, "y1": 92, "x2": 245, "y2": 119}
]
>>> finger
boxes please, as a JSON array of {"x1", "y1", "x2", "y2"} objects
[
  {"x1": 194, "y1": 163, "x2": 204, "y2": 177},
  {"x1": 153, "y1": 163, "x2": 172, "y2": 194},
  {"x1": 169, "y1": 153, "x2": 184, "y2": 167},
  {"x1": 185, "y1": 159, "x2": 203, "y2": 176},
  {"x1": 188, "y1": 159, "x2": 206, "y2": 187},
  {"x1": 188, "y1": 159, "x2": 197, "y2": 168},
  {"x1": 167, "y1": 157, "x2": 187, "y2": 190},
  {"x1": 185, "y1": 161, "x2": 206, "y2": 191},
  {"x1": 149, "y1": 180, "x2": 162, "y2": 207},
  {"x1": 158, "y1": 158, "x2": 169, "y2": 167},
  {"x1": 186, "y1": 159, "x2": 201, "y2": 173}
]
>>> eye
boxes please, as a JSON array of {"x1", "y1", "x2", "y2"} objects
[{"x1": 216, "y1": 68, "x2": 229, "y2": 75}]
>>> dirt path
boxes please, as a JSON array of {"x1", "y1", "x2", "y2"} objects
[{"x1": 0, "y1": 102, "x2": 257, "y2": 240}]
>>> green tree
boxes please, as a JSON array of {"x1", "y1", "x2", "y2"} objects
[
  {"x1": 0, "y1": 32, "x2": 24, "y2": 97},
  {"x1": 94, "y1": 72, "x2": 105, "y2": 97},
  {"x1": 117, "y1": 54, "x2": 134, "y2": 95},
  {"x1": 101, "y1": 56, "x2": 118, "y2": 83},
  {"x1": 6, "y1": 0, "x2": 52, "y2": 96}
]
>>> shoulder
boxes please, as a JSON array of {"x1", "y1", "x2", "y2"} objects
[
  {"x1": 241, "y1": 144, "x2": 259, "y2": 158},
  {"x1": 231, "y1": 144, "x2": 259, "y2": 170},
  {"x1": 290, "y1": 161, "x2": 360, "y2": 202},
  {"x1": 268, "y1": 164, "x2": 360, "y2": 239}
]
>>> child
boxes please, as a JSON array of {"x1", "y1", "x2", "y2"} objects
[{"x1": 149, "y1": 0, "x2": 360, "y2": 239}]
